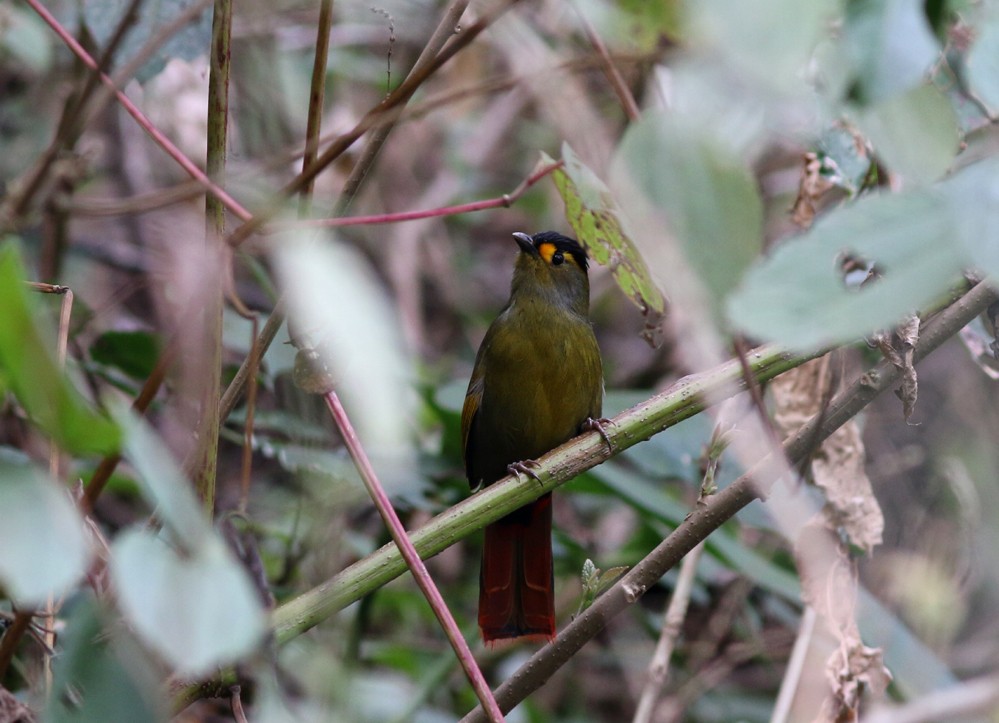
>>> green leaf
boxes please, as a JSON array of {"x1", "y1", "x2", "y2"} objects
[
  {"x1": 817, "y1": 125, "x2": 873, "y2": 194},
  {"x1": 90, "y1": 330, "x2": 162, "y2": 381},
  {"x1": 548, "y1": 144, "x2": 665, "y2": 318},
  {"x1": 613, "y1": 113, "x2": 763, "y2": 317},
  {"x1": 614, "y1": 0, "x2": 682, "y2": 49},
  {"x1": 0, "y1": 4, "x2": 53, "y2": 72},
  {"x1": 0, "y1": 456, "x2": 90, "y2": 606},
  {"x1": 727, "y1": 191, "x2": 964, "y2": 350},
  {"x1": 110, "y1": 529, "x2": 266, "y2": 676},
  {"x1": 855, "y1": 84, "x2": 959, "y2": 183},
  {"x1": 965, "y1": 9, "x2": 999, "y2": 114},
  {"x1": 685, "y1": 0, "x2": 840, "y2": 91},
  {"x1": 843, "y1": 0, "x2": 940, "y2": 103},
  {"x1": 0, "y1": 242, "x2": 121, "y2": 455},
  {"x1": 940, "y1": 157, "x2": 999, "y2": 280}
]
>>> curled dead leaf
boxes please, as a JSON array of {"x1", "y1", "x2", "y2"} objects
[
  {"x1": 772, "y1": 358, "x2": 884, "y2": 553},
  {"x1": 871, "y1": 314, "x2": 920, "y2": 424}
]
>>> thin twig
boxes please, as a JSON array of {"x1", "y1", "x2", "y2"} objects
[
  {"x1": 576, "y1": 9, "x2": 640, "y2": 122},
  {"x1": 230, "y1": 685, "x2": 248, "y2": 723},
  {"x1": 237, "y1": 315, "x2": 259, "y2": 514},
  {"x1": 299, "y1": 0, "x2": 335, "y2": 213},
  {"x1": 323, "y1": 391, "x2": 504, "y2": 722},
  {"x1": 190, "y1": 0, "x2": 233, "y2": 512},
  {"x1": 41, "y1": 287, "x2": 74, "y2": 693},
  {"x1": 633, "y1": 427, "x2": 724, "y2": 722},
  {"x1": 771, "y1": 606, "x2": 817, "y2": 723},
  {"x1": 218, "y1": 304, "x2": 284, "y2": 424},
  {"x1": 632, "y1": 541, "x2": 705, "y2": 723}
]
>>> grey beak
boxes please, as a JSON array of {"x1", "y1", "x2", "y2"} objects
[{"x1": 512, "y1": 232, "x2": 538, "y2": 256}]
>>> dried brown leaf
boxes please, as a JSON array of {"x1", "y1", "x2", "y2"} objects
[
  {"x1": 791, "y1": 152, "x2": 836, "y2": 229},
  {"x1": 772, "y1": 359, "x2": 884, "y2": 553},
  {"x1": 819, "y1": 640, "x2": 892, "y2": 722},
  {"x1": 872, "y1": 314, "x2": 920, "y2": 423},
  {"x1": 794, "y1": 522, "x2": 892, "y2": 723}
]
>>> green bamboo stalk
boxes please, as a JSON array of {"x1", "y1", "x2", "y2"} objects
[
  {"x1": 193, "y1": 0, "x2": 232, "y2": 510},
  {"x1": 271, "y1": 343, "x2": 814, "y2": 642}
]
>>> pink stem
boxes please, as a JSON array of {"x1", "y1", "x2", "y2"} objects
[
  {"x1": 280, "y1": 161, "x2": 564, "y2": 230},
  {"x1": 24, "y1": 0, "x2": 253, "y2": 222},
  {"x1": 322, "y1": 392, "x2": 504, "y2": 722}
]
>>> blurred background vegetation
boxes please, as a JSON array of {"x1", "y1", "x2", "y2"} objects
[{"x1": 2, "y1": 0, "x2": 999, "y2": 721}]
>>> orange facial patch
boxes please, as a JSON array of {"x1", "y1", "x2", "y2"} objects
[{"x1": 537, "y1": 242, "x2": 557, "y2": 264}]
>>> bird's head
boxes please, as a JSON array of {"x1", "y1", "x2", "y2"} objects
[{"x1": 510, "y1": 231, "x2": 591, "y2": 314}]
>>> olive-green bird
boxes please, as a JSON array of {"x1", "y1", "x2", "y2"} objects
[{"x1": 461, "y1": 230, "x2": 603, "y2": 642}]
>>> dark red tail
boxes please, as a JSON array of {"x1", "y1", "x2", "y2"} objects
[{"x1": 478, "y1": 494, "x2": 555, "y2": 643}]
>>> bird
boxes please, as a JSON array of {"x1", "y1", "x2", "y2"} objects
[{"x1": 461, "y1": 230, "x2": 603, "y2": 643}]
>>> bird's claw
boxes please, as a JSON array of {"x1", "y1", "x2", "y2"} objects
[
  {"x1": 507, "y1": 460, "x2": 544, "y2": 487},
  {"x1": 583, "y1": 417, "x2": 615, "y2": 453}
]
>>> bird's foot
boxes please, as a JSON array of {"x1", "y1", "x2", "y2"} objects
[
  {"x1": 583, "y1": 417, "x2": 615, "y2": 453},
  {"x1": 507, "y1": 460, "x2": 544, "y2": 487}
]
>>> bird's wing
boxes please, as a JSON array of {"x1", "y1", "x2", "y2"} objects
[{"x1": 461, "y1": 370, "x2": 484, "y2": 488}]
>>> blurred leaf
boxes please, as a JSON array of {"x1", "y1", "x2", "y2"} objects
[
  {"x1": 114, "y1": 406, "x2": 212, "y2": 548},
  {"x1": 940, "y1": 157, "x2": 999, "y2": 280},
  {"x1": 817, "y1": 124, "x2": 873, "y2": 194},
  {"x1": 685, "y1": 0, "x2": 840, "y2": 91},
  {"x1": 965, "y1": 9, "x2": 999, "y2": 114},
  {"x1": 48, "y1": 596, "x2": 167, "y2": 723},
  {"x1": 856, "y1": 84, "x2": 959, "y2": 183},
  {"x1": 90, "y1": 330, "x2": 161, "y2": 381},
  {"x1": 0, "y1": 242, "x2": 121, "y2": 455},
  {"x1": 843, "y1": 0, "x2": 940, "y2": 103},
  {"x1": 727, "y1": 191, "x2": 964, "y2": 350},
  {"x1": 0, "y1": 456, "x2": 90, "y2": 606},
  {"x1": 271, "y1": 229, "x2": 416, "y2": 494},
  {"x1": 547, "y1": 145, "x2": 665, "y2": 318},
  {"x1": 613, "y1": 113, "x2": 763, "y2": 316},
  {"x1": 110, "y1": 529, "x2": 266, "y2": 676},
  {"x1": 0, "y1": 3, "x2": 53, "y2": 72},
  {"x1": 82, "y1": 0, "x2": 213, "y2": 84}
]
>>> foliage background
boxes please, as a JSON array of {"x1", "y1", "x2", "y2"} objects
[{"x1": 2, "y1": 0, "x2": 999, "y2": 721}]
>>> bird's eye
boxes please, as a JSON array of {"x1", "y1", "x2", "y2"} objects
[{"x1": 551, "y1": 251, "x2": 564, "y2": 266}]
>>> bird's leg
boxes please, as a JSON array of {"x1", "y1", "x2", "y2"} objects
[
  {"x1": 507, "y1": 459, "x2": 544, "y2": 487},
  {"x1": 583, "y1": 417, "x2": 615, "y2": 454}
]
